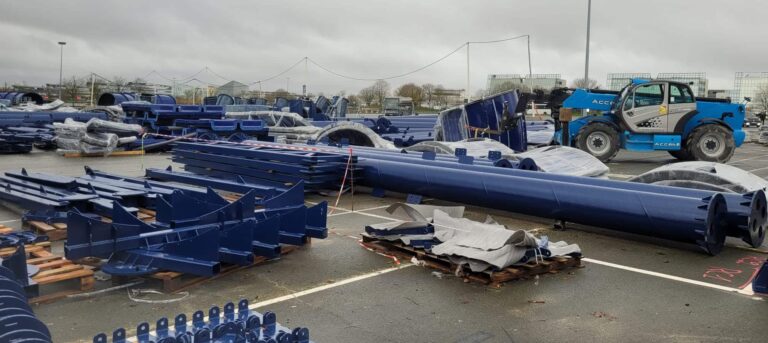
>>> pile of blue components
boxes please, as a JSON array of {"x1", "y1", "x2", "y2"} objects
[
  {"x1": 93, "y1": 299, "x2": 312, "y2": 343},
  {"x1": 171, "y1": 141, "x2": 358, "y2": 191},
  {"x1": 0, "y1": 112, "x2": 106, "y2": 153},
  {"x1": 0, "y1": 167, "x2": 328, "y2": 276},
  {"x1": 0, "y1": 230, "x2": 48, "y2": 248},
  {"x1": 367, "y1": 115, "x2": 436, "y2": 147},
  {"x1": 206, "y1": 94, "x2": 347, "y2": 121},
  {"x1": 310, "y1": 115, "x2": 435, "y2": 147},
  {"x1": 437, "y1": 90, "x2": 528, "y2": 152},
  {"x1": 121, "y1": 102, "x2": 274, "y2": 146},
  {"x1": 0, "y1": 127, "x2": 54, "y2": 153},
  {"x1": 0, "y1": 245, "x2": 52, "y2": 342}
]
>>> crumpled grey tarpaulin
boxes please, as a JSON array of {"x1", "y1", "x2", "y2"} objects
[
  {"x1": 385, "y1": 203, "x2": 465, "y2": 222},
  {"x1": 430, "y1": 210, "x2": 580, "y2": 272},
  {"x1": 364, "y1": 204, "x2": 465, "y2": 245}
]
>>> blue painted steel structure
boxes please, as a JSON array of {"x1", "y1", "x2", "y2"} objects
[
  {"x1": 0, "y1": 166, "x2": 327, "y2": 276},
  {"x1": 96, "y1": 92, "x2": 137, "y2": 106},
  {"x1": 356, "y1": 157, "x2": 728, "y2": 254},
  {"x1": 92, "y1": 299, "x2": 313, "y2": 343},
  {"x1": 0, "y1": 91, "x2": 44, "y2": 105},
  {"x1": 321, "y1": 143, "x2": 764, "y2": 251},
  {"x1": 0, "y1": 256, "x2": 52, "y2": 342},
  {"x1": 172, "y1": 141, "x2": 355, "y2": 190}
]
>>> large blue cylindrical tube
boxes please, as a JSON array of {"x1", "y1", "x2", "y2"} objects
[
  {"x1": 323, "y1": 144, "x2": 765, "y2": 247},
  {"x1": 359, "y1": 158, "x2": 728, "y2": 255},
  {"x1": 415, "y1": 163, "x2": 767, "y2": 248}
]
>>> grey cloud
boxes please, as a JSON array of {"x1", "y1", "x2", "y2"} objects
[{"x1": 1, "y1": 0, "x2": 766, "y2": 93}]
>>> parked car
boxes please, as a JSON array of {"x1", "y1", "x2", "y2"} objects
[{"x1": 745, "y1": 117, "x2": 762, "y2": 128}]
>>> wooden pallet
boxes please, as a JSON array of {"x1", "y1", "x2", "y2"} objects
[
  {"x1": 26, "y1": 249, "x2": 95, "y2": 304},
  {"x1": 0, "y1": 224, "x2": 13, "y2": 235},
  {"x1": 361, "y1": 235, "x2": 582, "y2": 288},
  {"x1": 26, "y1": 221, "x2": 67, "y2": 241},
  {"x1": 61, "y1": 149, "x2": 145, "y2": 158},
  {"x1": 144, "y1": 244, "x2": 300, "y2": 293},
  {"x1": 25, "y1": 208, "x2": 157, "y2": 241},
  {"x1": 0, "y1": 242, "x2": 51, "y2": 258}
]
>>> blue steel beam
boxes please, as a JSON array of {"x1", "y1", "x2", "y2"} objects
[
  {"x1": 176, "y1": 141, "x2": 353, "y2": 165},
  {"x1": 145, "y1": 166, "x2": 283, "y2": 196}
]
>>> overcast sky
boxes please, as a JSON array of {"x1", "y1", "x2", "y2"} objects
[{"x1": 1, "y1": 0, "x2": 766, "y2": 95}]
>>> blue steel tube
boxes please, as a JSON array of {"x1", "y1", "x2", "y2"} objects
[
  {"x1": 359, "y1": 158, "x2": 728, "y2": 255},
  {"x1": 421, "y1": 163, "x2": 767, "y2": 248},
  {"x1": 346, "y1": 147, "x2": 766, "y2": 248}
]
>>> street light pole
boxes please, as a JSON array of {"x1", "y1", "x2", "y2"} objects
[
  {"x1": 527, "y1": 35, "x2": 533, "y2": 93},
  {"x1": 58, "y1": 41, "x2": 66, "y2": 100},
  {"x1": 584, "y1": 0, "x2": 591, "y2": 84},
  {"x1": 466, "y1": 42, "x2": 470, "y2": 102}
]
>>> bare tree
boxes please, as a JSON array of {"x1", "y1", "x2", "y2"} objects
[
  {"x1": 347, "y1": 95, "x2": 360, "y2": 107},
  {"x1": 371, "y1": 80, "x2": 390, "y2": 106},
  {"x1": 755, "y1": 85, "x2": 768, "y2": 124},
  {"x1": 358, "y1": 86, "x2": 376, "y2": 107},
  {"x1": 62, "y1": 76, "x2": 84, "y2": 103},
  {"x1": 571, "y1": 78, "x2": 600, "y2": 89},
  {"x1": 422, "y1": 83, "x2": 436, "y2": 106},
  {"x1": 396, "y1": 83, "x2": 424, "y2": 106},
  {"x1": 112, "y1": 77, "x2": 128, "y2": 92}
]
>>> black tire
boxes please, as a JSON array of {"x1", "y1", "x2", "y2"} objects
[
  {"x1": 575, "y1": 122, "x2": 621, "y2": 162},
  {"x1": 668, "y1": 148, "x2": 694, "y2": 161},
  {"x1": 685, "y1": 124, "x2": 735, "y2": 163}
]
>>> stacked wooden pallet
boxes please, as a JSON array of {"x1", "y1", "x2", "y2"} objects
[{"x1": 361, "y1": 234, "x2": 582, "y2": 288}]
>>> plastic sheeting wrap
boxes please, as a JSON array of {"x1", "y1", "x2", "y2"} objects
[
  {"x1": 630, "y1": 162, "x2": 768, "y2": 193},
  {"x1": 52, "y1": 118, "x2": 141, "y2": 155},
  {"x1": 52, "y1": 118, "x2": 87, "y2": 139},
  {"x1": 515, "y1": 146, "x2": 609, "y2": 177},
  {"x1": 81, "y1": 132, "x2": 118, "y2": 148},
  {"x1": 85, "y1": 118, "x2": 142, "y2": 137},
  {"x1": 313, "y1": 121, "x2": 396, "y2": 149},
  {"x1": 406, "y1": 139, "x2": 609, "y2": 177}
]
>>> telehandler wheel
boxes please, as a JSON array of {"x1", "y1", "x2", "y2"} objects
[
  {"x1": 575, "y1": 122, "x2": 621, "y2": 162},
  {"x1": 685, "y1": 124, "x2": 735, "y2": 163}
]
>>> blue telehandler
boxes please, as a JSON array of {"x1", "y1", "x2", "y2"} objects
[{"x1": 548, "y1": 79, "x2": 746, "y2": 162}]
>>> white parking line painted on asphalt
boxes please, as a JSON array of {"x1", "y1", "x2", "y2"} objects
[
  {"x1": 0, "y1": 219, "x2": 20, "y2": 224},
  {"x1": 328, "y1": 204, "x2": 396, "y2": 217},
  {"x1": 123, "y1": 264, "x2": 413, "y2": 342},
  {"x1": 583, "y1": 258, "x2": 755, "y2": 296}
]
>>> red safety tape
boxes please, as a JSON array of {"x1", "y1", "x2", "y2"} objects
[
  {"x1": 329, "y1": 147, "x2": 354, "y2": 215},
  {"x1": 358, "y1": 241, "x2": 401, "y2": 265}
]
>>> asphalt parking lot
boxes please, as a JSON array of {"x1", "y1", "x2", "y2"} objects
[{"x1": 2, "y1": 143, "x2": 768, "y2": 342}]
